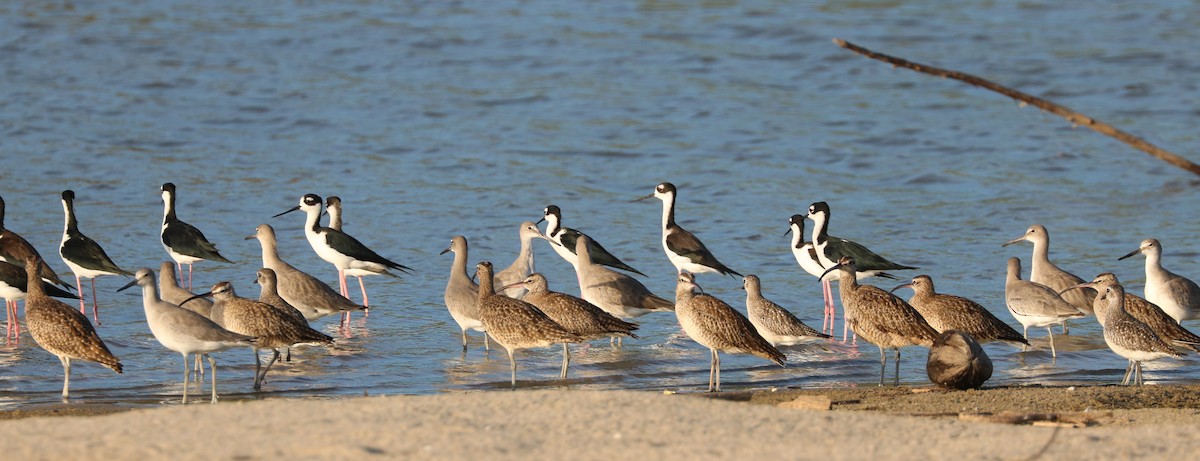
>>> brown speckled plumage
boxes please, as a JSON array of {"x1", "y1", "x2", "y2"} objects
[
  {"x1": 22, "y1": 257, "x2": 121, "y2": 401},
  {"x1": 1076, "y1": 273, "x2": 1200, "y2": 353},
  {"x1": 926, "y1": 330, "x2": 992, "y2": 390},
  {"x1": 509, "y1": 273, "x2": 638, "y2": 340},
  {"x1": 247, "y1": 224, "x2": 364, "y2": 320},
  {"x1": 895, "y1": 275, "x2": 1028, "y2": 346},
  {"x1": 1092, "y1": 282, "x2": 1182, "y2": 385},
  {"x1": 476, "y1": 262, "x2": 580, "y2": 387},
  {"x1": 254, "y1": 268, "x2": 309, "y2": 325},
  {"x1": 742, "y1": 275, "x2": 829, "y2": 347},
  {"x1": 675, "y1": 272, "x2": 784, "y2": 392}
]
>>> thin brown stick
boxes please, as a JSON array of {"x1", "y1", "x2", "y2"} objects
[{"x1": 833, "y1": 38, "x2": 1200, "y2": 177}]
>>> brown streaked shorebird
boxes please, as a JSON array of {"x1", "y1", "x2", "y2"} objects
[
  {"x1": 58, "y1": 190, "x2": 133, "y2": 325},
  {"x1": 502, "y1": 273, "x2": 639, "y2": 378},
  {"x1": 441, "y1": 236, "x2": 487, "y2": 352},
  {"x1": 21, "y1": 257, "x2": 122, "y2": 402},
  {"x1": 1003, "y1": 257, "x2": 1084, "y2": 357},
  {"x1": 674, "y1": 272, "x2": 785, "y2": 392},
  {"x1": 574, "y1": 235, "x2": 673, "y2": 320},
  {"x1": 1003, "y1": 224, "x2": 1096, "y2": 331},
  {"x1": 246, "y1": 224, "x2": 365, "y2": 322},
  {"x1": 1089, "y1": 281, "x2": 1182, "y2": 385},
  {"x1": 475, "y1": 261, "x2": 580, "y2": 388},
  {"x1": 1062, "y1": 273, "x2": 1200, "y2": 352},
  {"x1": 926, "y1": 330, "x2": 992, "y2": 390},
  {"x1": 819, "y1": 256, "x2": 937, "y2": 386},
  {"x1": 741, "y1": 274, "x2": 830, "y2": 347},
  {"x1": 119, "y1": 268, "x2": 254, "y2": 404},
  {"x1": 0, "y1": 195, "x2": 73, "y2": 292},
  {"x1": 1, "y1": 262, "x2": 78, "y2": 344},
  {"x1": 494, "y1": 221, "x2": 552, "y2": 299},
  {"x1": 185, "y1": 281, "x2": 334, "y2": 391},
  {"x1": 1119, "y1": 238, "x2": 1200, "y2": 324},
  {"x1": 891, "y1": 275, "x2": 1029, "y2": 347},
  {"x1": 254, "y1": 267, "x2": 311, "y2": 362}
]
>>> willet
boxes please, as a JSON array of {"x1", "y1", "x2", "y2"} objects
[
  {"x1": 502, "y1": 273, "x2": 639, "y2": 378},
  {"x1": 1062, "y1": 273, "x2": 1200, "y2": 352},
  {"x1": 494, "y1": 221, "x2": 551, "y2": 299},
  {"x1": 1119, "y1": 238, "x2": 1200, "y2": 323},
  {"x1": 891, "y1": 275, "x2": 1029, "y2": 347},
  {"x1": 1003, "y1": 257, "x2": 1084, "y2": 357},
  {"x1": 475, "y1": 261, "x2": 580, "y2": 388},
  {"x1": 635, "y1": 182, "x2": 740, "y2": 277},
  {"x1": 674, "y1": 272, "x2": 785, "y2": 392},
  {"x1": 1091, "y1": 281, "x2": 1183, "y2": 385},
  {"x1": 158, "y1": 261, "x2": 214, "y2": 378},
  {"x1": 806, "y1": 202, "x2": 914, "y2": 341},
  {"x1": 741, "y1": 274, "x2": 830, "y2": 347},
  {"x1": 185, "y1": 281, "x2": 334, "y2": 391},
  {"x1": 574, "y1": 235, "x2": 673, "y2": 325},
  {"x1": 1003, "y1": 224, "x2": 1096, "y2": 325},
  {"x1": 160, "y1": 183, "x2": 233, "y2": 290},
  {"x1": 440, "y1": 236, "x2": 488, "y2": 352},
  {"x1": 275, "y1": 194, "x2": 411, "y2": 322},
  {"x1": 819, "y1": 256, "x2": 936, "y2": 386},
  {"x1": 21, "y1": 257, "x2": 122, "y2": 402},
  {"x1": 0, "y1": 261, "x2": 78, "y2": 343},
  {"x1": 539, "y1": 205, "x2": 645, "y2": 276},
  {"x1": 58, "y1": 190, "x2": 132, "y2": 325},
  {"x1": 119, "y1": 268, "x2": 254, "y2": 403},
  {"x1": 246, "y1": 224, "x2": 365, "y2": 322}
]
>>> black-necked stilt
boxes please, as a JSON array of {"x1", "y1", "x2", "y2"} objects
[
  {"x1": 1119, "y1": 238, "x2": 1200, "y2": 324},
  {"x1": 58, "y1": 190, "x2": 133, "y2": 325},
  {"x1": 21, "y1": 256, "x2": 122, "y2": 402},
  {"x1": 674, "y1": 271, "x2": 785, "y2": 392},
  {"x1": 0, "y1": 195, "x2": 73, "y2": 291},
  {"x1": 539, "y1": 205, "x2": 645, "y2": 276},
  {"x1": 160, "y1": 183, "x2": 233, "y2": 290},
  {"x1": 494, "y1": 221, "x2": 552, "y2": 299},
  {"x1": 742, "y1": 274, "x2": 830, "y2": 347},
  {"x1": 118, "y1": 268, "x2": 253, "y2": 404},
  {"x1": 890, "y1": 275, "x2": 1028, "y2": 347},
  {"x1": 1003, "y1": 257, "x2": 1084, "y2": 357},
  {"x1": 819, "y1": 256, "x2": 937, "y2": 386},
  {"x1": 0, "y1": 261, "x2": 78, "y2": 344},
  {"x1": 805, "y1": 202, "x2": 914, "y2": 341},
  {"x1": 1085, "y1": 280, "x2": 1182, "y2": 385},
  {"x1": 635, "y1": 182, "x2": 741, "y2": 277},
  {"x1": 1003, "y1": 224, "x2": 1095, "y2": 321},
  {"x1": 440, "y1": 235, "x2": 487, "y2": 352},
  {"x1": 322, "y1": 195, "x2": 393, "y2": 308},
  {"x1": 785, "y1": 215, "x2": 835, "y2": 334},
  {"x1": 274, "y1": 194, "x2": 412, "y2": 319},
  {"x1": 1062, "y1": 272, "x2": 1200, "y2": 352}
]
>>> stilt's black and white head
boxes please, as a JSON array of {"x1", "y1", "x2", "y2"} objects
[
  {"x1": 161, "y1": 183, "x2": 176, "y2": 202},
  {"x1": 806, "y1": 202, "x2": 830, "y2": 223},
  {"x1": 652, "y1": 182, "x2": 676, "y2": 202},
  {"x1": 784, "y1": 214, "x2": 806, "y2": 238},
  {"x1": 539, "y1": 205, "x2": 562, "y2": 226},
  {"x1": 274, "y1": 193, "x2": 324, "y2": 218},
  {"x1": 1119, "y1": 238, "x2": 1160, "y2": 261}
]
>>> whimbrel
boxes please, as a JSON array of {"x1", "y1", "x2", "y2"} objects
[
  {"x1": 503, "y1": 272, "x2": 638, "y2": 378},
  {"x1": 58, "y1": 190, "x2": 133, "y2": 325},
  {"x1": 1120, "y1": 238, "x2": 1200, "y2": 323},
  {"x1": 891, "y1": 275, "x2": 1028, "y2": 346},
  {"x1": 1062, "y1": 273, "x2": 1200, "y2": 352},
  {"x1": 926, "y1": 330, "x2": 992, "y2": 390},
  {"x1": 1, "y1": 262, "x2": 78, "y2": 343},
  {"x1": 1091, "y1": 281, "x2": 1182, "y2": 385},
  {"x1": 741, "y1": 274, "x2": 829, "y2": 347},
  {"x1": 674, "y1": 272, "x2": 784, "y2": 392},
  {"x1": 635, "y1": 182, "x2": 740, "y2": 276},
  {"x1": 1003, "y1": 257, "x2": 1084, "y2": 357},
  {"x1": 475, "y1": 261, "x2": 579, "y2": 388}
]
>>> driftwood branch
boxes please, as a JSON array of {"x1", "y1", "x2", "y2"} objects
[{"x1": 833, "y1": 38, "x2": 1200, "y2": 177}]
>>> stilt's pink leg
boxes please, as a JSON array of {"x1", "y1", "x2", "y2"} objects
[
  {"x1": 357, "y1": 276, "x2": 370, "y2": 316},
  {"x1": 90, "y1": 278, "x2": 101, "y2": 326},
  {"x1": 75, "y1": 275, "x2": 86, "y2": 313},
  {"x1": 187, "y1": 263, "x2": 194, "y2": 291}
]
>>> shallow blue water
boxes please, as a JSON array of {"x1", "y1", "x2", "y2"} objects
[{"x1": 1, "y1": 1, "x2": 1199, "y2": 408}]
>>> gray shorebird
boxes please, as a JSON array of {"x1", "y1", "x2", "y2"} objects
[
  {"x1": 805, "y1": 203, "x2": 913, "y2": 341},
  {"x1": 475, "y1": 261, "x2": 580, "y2": 388},
  {"x1": 158, "y1": 261, "x2": 214, "y2": 377},
  {"x1": 119, "y1": 268, "x2": 254, "y2": 404},
  {"x1": 1089, "y1": 281, "x2": 1183, "y2": 385},
  {"x1": 674, "y1": 272, "x2": 785, "y2": 392},
  {"x1": 1003, "y1": 224, "x2": 1096, "y2": 327},
  {"x1": 502, "y1": 273, "x2": 638, "y2": 378},
  {"x1": 440, "y1": 236, "x2": 487, "y2": 352},
  {"x1": 58, "y1": 190, "x2": 132, "y2": 325},
  {"x1": 494, "y1": 221, "x2": 551, "y2": 299},
  {"x1": 246, "y1": 224, "x2": 365, "y2": 322},
  {"x1": 819, "y1": 256, "x2": 936, "y2": 386},
  {"x1": 185, "y1": 281, "x2": 334, "y2": 391},
  {"x1": 1119, "y1": 238, "x2": 1200, "y2": 324},
  {"x1": 1062, "y1": 273, "x2": 1200, "y2": 352},
  {"x1": 22, "y1": 257, "x2": 122, "y2": 402},
  {"x1": 1003, "y1": 257, "x2": 1084, "y2": 357},
  {"x1": 741, "y1": 274, "x2": 830, "y2": 347},
  {"x1": 160, "y1": 183, "x2": 233, "y2": 291},
  {"x1": 574, "y1": 235, "x2": 673, "y2": 337},
  {"x1": 539, "y1": 205, "x2": 645, "y2": 276},
  {"x1": 1, "y1": 262, "x2": 78, "y2": 343},
  {"x1": 274, "y1": 194, "x2": 412, "y2": 316},
  {"x1": 891, "y1": 275, "x2": 1028, "y2": 347},
  {"x1": 636, "y1": 182, "x2": 741, "y2": 277}
]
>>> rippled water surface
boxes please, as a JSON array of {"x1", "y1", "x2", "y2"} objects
[{"x1": 2, "y1": 1, "x2": 1200, "y2": 408}]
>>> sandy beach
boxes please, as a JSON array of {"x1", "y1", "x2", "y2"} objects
[{"x1": 3, "y1": 385, "x2": 1199, "y2": 460}]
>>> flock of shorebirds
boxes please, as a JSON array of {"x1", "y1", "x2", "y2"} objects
[{"x1": 2, "y1": 181, "x2": 1199, "y2": 404}]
